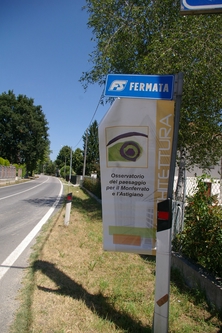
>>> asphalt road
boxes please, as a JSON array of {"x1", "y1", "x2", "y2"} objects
[{"x1": 0, "y1": 175, "x2": 63, "y2": 333}]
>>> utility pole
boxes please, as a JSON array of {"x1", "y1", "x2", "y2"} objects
[
  {"x1": 83, "y1": 129, "x2": 88, "y2": 177},
  {"x1": 69, "y1": 146, "x2": 72, "y2": 182},
  {"x1": 64, "y1": 156, "x2": 66, "y2": 180}
]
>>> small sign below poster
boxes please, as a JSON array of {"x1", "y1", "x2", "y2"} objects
[{"x1": 99, "y1": 97, "x2": 175, "y2": 255}]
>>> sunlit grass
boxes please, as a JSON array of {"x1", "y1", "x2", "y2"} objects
[{"x1": 10, "y1": 186, "x2": 222, "y2": 333}]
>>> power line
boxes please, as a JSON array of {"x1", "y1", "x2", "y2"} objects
[
  {"x1": 72, "y1": 87, "x2": 104, "y2": 149},
  {"x1": 88, "y1": 87, "x2": 105, "y2": 127}
]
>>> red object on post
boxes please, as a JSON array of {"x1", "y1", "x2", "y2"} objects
[
  {"x1": 157, "y1": 199, "x2": 172, "y2": 232},
  {"x1": 157, "y1": 211, "x2": 169, "y2": 220},
  {"x1": 66, "y1": 193, "x2": 72, "y2": 203}
]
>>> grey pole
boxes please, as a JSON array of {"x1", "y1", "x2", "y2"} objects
[
  {"x1": 168, "y1": 72, "x2": 184, "y2": 199},
  {"x1": 64, "y1": 157, "x2": 66, "y2": 181},
  {"x1": 83, "y1": 129, "x2": 88, "y2": 177},
  {"x1": 153, "y1": 73, "x2": 184, "y2": 333},
  {"x1": 69, "y1": 146, "x2": 72, "y2": 182}
]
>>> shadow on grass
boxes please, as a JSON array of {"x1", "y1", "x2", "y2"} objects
[
  {"x1": 140, "y1": 255, "x2": 156, "y2": 263},
  {"x1": 71, "y1": 189, "x2": 222, "y2": 330},
  {"x1": 33, "y1": 260, "x2": 152, "y2": 333}
]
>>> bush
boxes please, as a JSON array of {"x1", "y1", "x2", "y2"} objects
[
  {"x1": 13, "y1": 164, "x2": 26, "y2": 177},
  {"x1": 0, "y1": 157, "x2": 10, "y2": 166},
  {"x1": 83, "y1": 177, "x2": 101, "y2": 199},
  {"x1": 173, "y1": 175, "x2": 222, "y2": 277},
  {"x1": 60, "y1": 166, "x2": 75, "y2": 179}
]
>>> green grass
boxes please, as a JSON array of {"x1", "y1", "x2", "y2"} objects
[{"x1": 9, "y1": 186, "x2": 222, "y2": 333}]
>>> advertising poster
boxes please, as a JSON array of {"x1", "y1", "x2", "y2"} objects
[{"x1": 99, "y1": 98, "x2": 175, "y2": 255}]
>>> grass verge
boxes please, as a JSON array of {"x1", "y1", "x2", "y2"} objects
[{"x1": 10, "y1": 186, "x2": 222, "y2": 333}]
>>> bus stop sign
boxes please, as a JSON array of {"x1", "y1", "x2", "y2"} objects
[{"x1": 181, "y1": 0, "x2": 222, "y2": 13}]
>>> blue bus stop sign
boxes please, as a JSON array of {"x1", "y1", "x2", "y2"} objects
[
  {"x1": 105, "y1": 74, "x2": 174, "y2": 100},
  {"x1": 181, "y1": 0, "x2": 222, "y2": 13}
]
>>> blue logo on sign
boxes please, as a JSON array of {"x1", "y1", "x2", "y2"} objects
[
  {"x1": 105, "y1": 74, "x2": 174, "y2": 100},
  {"x1": 109, "y1": 80, "x2": 128, "y2": 92}
]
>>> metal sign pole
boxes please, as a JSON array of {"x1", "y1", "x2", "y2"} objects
[
  {"x1": 168, "y1": 72, "x2": 184, "y2": 200},
  {"x1": 153, "y1": 73, "x2": 184, "y2": 333}
]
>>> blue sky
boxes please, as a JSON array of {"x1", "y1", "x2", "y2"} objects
[{"x1": 0, "y1": 0, "x2": 107, "y2": 161}]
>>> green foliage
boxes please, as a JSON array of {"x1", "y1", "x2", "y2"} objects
[
  {"x1": 82, "y1": 120, "x2": 100, "y2": 176},
  {"x1": 55, "y1": 145, "x2": 72, "y2": 169},
  {"x1": 44, "y1": 161, "x2": 57, "y2": 176},
  {"x1": 83, "y1": 177, "x2": 101, "y2": 199},
  {"x1": 0, "y1": 90, "x2": 49, "y2": 175},
  {"x1": 60, "y1": 165, "x2": 75, "y2": 179},
  {"x1": 0, "y1": 157, "x2": 10, "y2": 166},
  {"x1": 173, "y1": 175, "x2": 222, "y2": 277},
  {"x1": 72, "y1": 148, "x2": 84, "y2": 175},
  {"x1": 13, "y1": 163, "x2": 20, "y2": 170},
  {"x1": 13, "y1": 163, "x2": 26, "y2": 177},
  {"x1": 82, "y1": 1, "x2": 222, "y2": 169},
  {"x1": 55, "y1": 146, "x2": 84, "y2": 176}
]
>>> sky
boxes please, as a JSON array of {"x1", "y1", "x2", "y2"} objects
[{"x1": 0, "y1": 0, "x2": 107, "y2": 161}]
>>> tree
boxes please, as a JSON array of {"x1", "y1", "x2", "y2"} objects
[
  {"x1": 81, "y1": 1, "x2": 222, "y2": 185},
  {"x1": 55, "y1": 145, "x2": 72, "y2": 170},
  {"x1": 36, "y1": 141, "x2": 52, "y2": 174},
  {"x1": 55, "y1": 146, "x2": 84, "y2": 176},
  {"x1": 82, "y1": 120, "x2": 100, "y2": 176},
  {"x1": 72, "y1": 148, "x2": 84, "y2": 175},
  {"x1": 44, "y1": 160, "x2": 57, "y2": 176},
  {"x1": 60, "y1": 165, "x2": 75, "y2": 179},
  {"x1": 0, "y1": 90, "x2": 49, "y2": 175}
]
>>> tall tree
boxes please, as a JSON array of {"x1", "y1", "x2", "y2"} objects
[
  {"x1": 44, "y1": 160, "x2": 57, "y2": 176},
  {"x1": 55, "y1": 146, "x2": 84, "y2": 175},
  {"x1": 81, "y1": 1, "x2": 222, "y2": 177},
  {"x1": 82, "y1": 120, "x2": 100, "y2": 176},
  {"x1": 55, "y1": 145, "x2": 72, "y2": 170},
  {"x1": 0, "y1": 91, "x2": 49, "y2": 175},
  {"x1": 72, "y1": 148, "x2": 84, "y2": 175},
  {"x1": 35, "y1": 142, "x2": 51, "y2": 174}
]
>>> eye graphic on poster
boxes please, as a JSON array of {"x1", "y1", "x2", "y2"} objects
[{"x1": 106, "y1": 127, "x2": 149, "y2": 168}]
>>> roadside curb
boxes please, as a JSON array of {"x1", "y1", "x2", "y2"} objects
[
  {"x1": 0, "y1": 179, "x2": 17, "y2": 185},
  {"x1": 171, "y1": 252, "x2": 222, "y2": 311}
]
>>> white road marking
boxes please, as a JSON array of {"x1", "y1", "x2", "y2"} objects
[
  {"x1": 0, "y1": 177, "x2": 49, "y2": 201},
  {"x1": 0, "y1": 180, "x2": 63, "y2": 280}
]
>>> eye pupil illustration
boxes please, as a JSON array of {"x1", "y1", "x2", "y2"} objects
[
  {"x1": 126, "y1": 148, "x2": 134, "y2": 156},
  {"x1": 120, "y1": 141, "x2": 140, "y2": 161}
]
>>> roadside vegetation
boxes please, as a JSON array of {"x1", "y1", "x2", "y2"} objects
[
  {"x1": 0, "y1": 157, "x2": 26, "y2": 174},
  {"x1": 173, "y1": 175, "x2": 222, "y2": 279},
  {"x1": 10, "y1": 186, "x2": 221, "y2": 333},
  {"x1": 0, "y1": 91, "x2": 49, "y2": 175},
  {"x1": 83, "y1": 176, "x2": 101, "y2": 199},
  {"x1": 82, "y1": 1, "x2": 222, "y2": 185}
]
